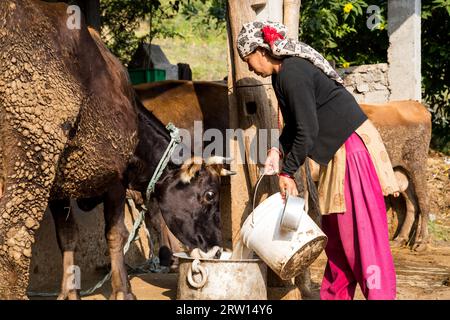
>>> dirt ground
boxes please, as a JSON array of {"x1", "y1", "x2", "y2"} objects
[
  {"x1": 426, "y1": 150, "x2": 449, "y2": 246},
  {"x1": 35, "y1": 151, "x2": 450, "y2": 300},
  {"x1": 78, "y1": 244, "x2": 449, "y2": 300}
]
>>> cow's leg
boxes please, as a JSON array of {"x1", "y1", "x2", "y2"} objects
[
  {"x1": 0, "y1": 178, "x2": 55, "y2": 299},
  {"x1": 49, "y1": 199, "x2": 80, "y2": 300},
  {"x1": 104, "y1": 182, "x2": 135, "y2": 300},
  {"x1": 391, "y1": 170, "x2": 416, "y2": 247},
  {"x1": 0, "y1": 135, "x2": 64, "y2": 299},
  {"x1": 159, "y1": 220, "x2": 183, "y2": 270},
  {"x1": 295, "y1": 268, "x2": 319, "y2": 300},
  {"x1": 145, "y1": 200, "x2": 183, "y2": 270},
  {"x1": 410, "y1": 169, "x2": 430, "y2": 252},
  {"x1": 393, "y1": 186, "x2": 417, "y2": 247}
]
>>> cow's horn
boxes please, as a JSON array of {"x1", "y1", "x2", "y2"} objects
[
  {"x1": 205, "y1": 156, "x2": 233, "y2": 166},
  {"x1": 220, "y1": 168, "x2": 237, "y2": 176}
]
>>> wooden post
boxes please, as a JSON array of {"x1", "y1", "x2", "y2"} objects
[
  {"x1": 226, "y1": 0, "x2": 301, "y2": 300},
  {"x1": 283, "y1": 0, "x2": 301, "y2": 39},
  {"x1": 226, "y1": 0, "x2": 279, "y2": 249}
]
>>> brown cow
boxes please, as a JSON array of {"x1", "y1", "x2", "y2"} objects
[
  {"x1": 134, "y1": 80, "x2": 230, "y2": 265},
  {"x1": 359, "y1": 101, "x2": 431, "y2": 251},
  {"x1": 134, "y1": 80, "x2": 229, "y2": 152}
]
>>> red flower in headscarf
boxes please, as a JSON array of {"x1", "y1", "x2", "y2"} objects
[{"x1": 261, "y1": 25, "x2": 284, "y2": 46}]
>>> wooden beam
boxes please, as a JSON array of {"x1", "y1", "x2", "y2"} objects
[
  {"x1": 283, "y1": 0, "x2": 301, "y2": 39},
  {"x1": 226, "y1": 0, "x2": 279, "y2": 249},
  {"x1": 226, "y1": 0, "x2": 301, "y2": 300}
]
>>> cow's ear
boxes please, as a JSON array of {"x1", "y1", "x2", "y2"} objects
[{"x1": 180, "y1": 157, "x2": 203, "y2": 184}]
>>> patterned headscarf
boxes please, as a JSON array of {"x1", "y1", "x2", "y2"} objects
[{"x1": 237, "y1": 21, "x2": 343, "y2": 84}]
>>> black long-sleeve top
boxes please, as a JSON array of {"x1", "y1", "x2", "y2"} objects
[{"x1": 271, "y1": 57, "x2": 368, "y2": 176}]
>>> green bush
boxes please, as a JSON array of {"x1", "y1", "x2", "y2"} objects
[
  {"x1": 299, "y1": 0, "x2": 388, "y2": 67},
  {"x1": 298, "y1": 0, "x2": 449, "y2": 154},
  {"x1": 422, "y1": 0, "x2": 450, "y2": 153},
  {"x1": 100, "y1": 0, "x2": 182, "y2": 66}
]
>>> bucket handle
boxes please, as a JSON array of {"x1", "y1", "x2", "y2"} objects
[
  {"x1": 251, "y1": 173, "x2": 267, "y2": 225},
  {"x1": 251, "y1": 172, "x2": 285, "y2": 225},
  {"x1": 187, "y1": 259, "x2": 208, "y2": 289}
]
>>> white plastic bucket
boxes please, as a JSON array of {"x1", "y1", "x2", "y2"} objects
[{"x1": 240, "y1": 192, "x2": 327, "y2": 280}]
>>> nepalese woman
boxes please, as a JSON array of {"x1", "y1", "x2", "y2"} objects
[{"x1": 237, "y1": 21, "x2": 399, "y2": 300}]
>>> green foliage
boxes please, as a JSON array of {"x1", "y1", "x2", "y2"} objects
[
  {"x1": 100, "y1": 0, "x2": 226, "y2": 67},
  {"x1": 181, "y1": 0, "x2": 226, "y2": 28},
  {"x1": 150, "y1": 0, "x2": 228, "y2": 80},
  {"x1": 422, "y1": 1, "x2": 450, "y2": 153},
  {"x1": 100, "y1": 0, "x2": 182, "y2": 65},
  {"x1": 299, "y1": 0, "x2": 449, "y2": 153},
  {"x1": 299, "y1": 0, "x2": 388, "y2": 67}
]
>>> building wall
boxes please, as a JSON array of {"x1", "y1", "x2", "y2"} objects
[{"x1": 337, "y1": 63, "x2": 390, "y2": 104}]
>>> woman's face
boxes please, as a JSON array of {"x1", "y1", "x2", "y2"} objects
[{"x1": 243, "y1": 49, "x2": 274, "y2": 78}]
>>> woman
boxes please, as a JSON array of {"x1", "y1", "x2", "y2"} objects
[{"x1": 237, "y1": 21, "x2": 398, "y2": 300}]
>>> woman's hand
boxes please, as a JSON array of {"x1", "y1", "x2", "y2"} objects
[
  {"x1": 279, "y1": 174, "x2": 298, "y2": 201},
  {"x1": 264, "y1": 148, "x2": 281, "y2": 175}
]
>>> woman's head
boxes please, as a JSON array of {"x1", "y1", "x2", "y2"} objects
[
  {"x1": 243, "y1": 47, "x2": 281, "y2": 77},
  {"x1": 237, "y1": 21, "x2": 288, "y2": 77},
  {"x1": 237, "y1": 20, "x2": 344, "y2": 84}
]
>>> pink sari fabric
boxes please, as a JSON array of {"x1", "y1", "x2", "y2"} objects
[{"x1": 320, "y1": 132, "x2": 397, "y2": 300}]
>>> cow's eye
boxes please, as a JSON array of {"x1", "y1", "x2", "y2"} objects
[{"x1": 205, "y1": 191, "x2": 216, "y2": 202}]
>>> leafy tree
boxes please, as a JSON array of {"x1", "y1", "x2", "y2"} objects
[
  {"x1": 297, "y1": 0, "x2": 449, "y2": 152},
  {"x1": 100, "y1": 0, "x2": 182, "y2": 65},
  {"x1": 422, "y1": 0, "x2": 450, "y2": 152},
  {"x1": 299, "y1": 0, "x2": 388, "y2": 67},
  {"x1": 182, "y1": 0, "x2": 226, "y2": 28}
]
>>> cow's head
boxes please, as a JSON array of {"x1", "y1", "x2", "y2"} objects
[{"x1": 153, "y1": 156, "x2": 235, "y2": 253}]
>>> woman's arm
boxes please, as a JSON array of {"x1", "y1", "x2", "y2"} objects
[
  {"x1": 278, "y1": 121, "x2": 294, "y2": 156},
  {"x1": 279, "y1": 63, "x2": 319, "y2": 177}
]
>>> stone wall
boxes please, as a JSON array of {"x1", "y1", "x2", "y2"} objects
[{"x1": 337, "y1": 63, "x2": 390, "y2": 104}]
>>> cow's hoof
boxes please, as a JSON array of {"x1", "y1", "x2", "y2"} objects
[
  {"x1": 412, "y1": 242, "x2": 428, "y2": 252},
  {"x1": 390, "y1": 237, "x2": 407, "y2": 248},
  {"x1": 57, "y1": 290, "x2": 80, "y2": 300},
  {"x1": 111, "y1": 291, "x2": 136, "y2": 300}
]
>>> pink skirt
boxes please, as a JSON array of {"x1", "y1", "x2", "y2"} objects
[{"x1": 320, "y1": 132, "x2": 397, "y2": 300}]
